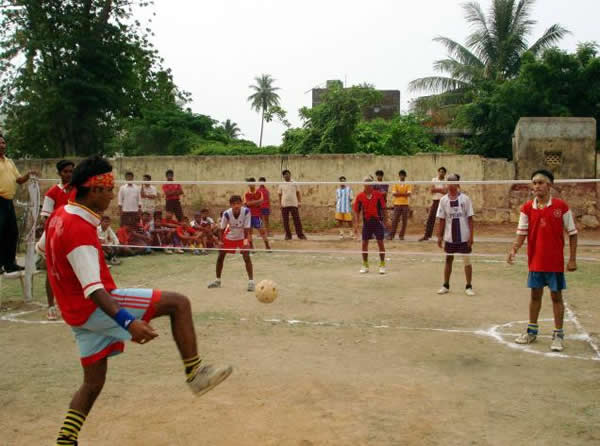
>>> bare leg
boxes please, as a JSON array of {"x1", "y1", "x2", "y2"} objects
[
  {"x1": 362, "y1": 240, "x2": 368, "y2": 262},
  {"x1": 153, "y1": 291, "x2": 198, "y2": 359},
  {"x1": 259, "y1": 227, "x2": 271, "y2": 250},
  {"x1": 216, "y1": 252, "x2": 226, "y2": 279},
  {"x1": 241, "y1": 251, "x2": 253, "y2": 280},
  {"x1": 46, "y1": 275, "x2": 55, "y2": 307},
  {"x1": 376, "y1": 239, "x2": 385, "y2": 262},
  {"x1": 550, "y1": 290, "x2": 564, "y2": 330},
  {"x1": 465, "y1": 264, "x2": 472, "y2": 287},
  {"x1": 69, "y1": 358, "x2": 107, "y2": 415},
  {"x1": 529, "y1": 288, "x2": 544, "y2": 324},
  {"x1": 263, "y1": 214, "x2": 270, "y2": 236},
  {"x1": 444, "y1": 255, "x2": 453, "y2": 285}
]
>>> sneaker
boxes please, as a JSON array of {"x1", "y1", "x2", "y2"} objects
[
  {"x1": 4, "y1": 264, "x2": 24, "y2": 273},
  {"x1": 360, "y1": 266, "x2": 369, "y2": 274},
  {"x1": 187, "y1": 364, "x2": 233, "y2": 397},
  {"x1": 515, "y1": 332, "x2": 537, "y2": 345},
  {"x1": 418, "y1": 237, "x2": 429, "y2": 242},
  {"x1": 551, "y1": 334, "x2": 564, "y2": 352},
  {"x1": 109, "y1": 256, "x2": 121, "y2": 266},
  {"x1": 176, "y1": 248, "x2": 185, "y2": 254},
  {"x1": 208, "y1": 280, "x2": 221, "y2": 289},
  {"x1": 465, "y1": 287, "x2": 476, "y2": 296},
  {"x1": 164, "y1": 248, "x2": 173, "y2": 255},
  {"x1": 247, "y1": 281, "x2": 255, "y2": 292},
  {"x1": 379, "y1": 266, "x2": 386, "y2": 275},
  {"x1": 338, "y1": 231, "x2": 345, "y2": 240},
  {"x1": 47, "y1": 306, "x2": 58, "y2": 321},
  {"x1": 437, "y1": 286, "x2": 449, "y2": 295},
  {"x1": 201, "y1": 250, "x2": 209, "y2": 255},
  {"x1": 193, "y1": 249, "x2": 201, "y2": 255}
]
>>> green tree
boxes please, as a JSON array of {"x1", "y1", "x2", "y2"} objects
[
  {"x1": 220, "y1": 119, "x2": 242, "y2": 139},
  {"x1": 247, "y1": 74, "x2": 280, "y2": 147},
  {"x1": 409, "y1": 0, "x2": 569, "y2": 106}
]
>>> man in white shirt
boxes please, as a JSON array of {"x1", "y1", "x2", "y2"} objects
[
  {"x1": 141, "y1": 174, "x2": 158, "y2": 213},
  {"x1": 419, "y1": 166, "x2": 447, "y2": 242},
  {"x1": 277, "y1": 169, "x2": 306, "y2": 240},
  {"x1": 118, "y1": 171, "x2": 141, "y2": 228}
]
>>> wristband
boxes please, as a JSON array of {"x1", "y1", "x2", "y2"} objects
[{"x1": 114, "y1": 309, "x2": 136, "y2": 330}]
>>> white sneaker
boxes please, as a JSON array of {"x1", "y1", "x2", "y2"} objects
[
  {"x1": 437, "y1": 286, "x2": 449, "y2": 295},
  {"x1": 164, "y1": 248, "x2": 173, "y2": 255},
  {"x1": 247, "y1": 281, "x2": 255, "y2": 292},
  {"x1": 176, "y1": 248, "x2": 185, "y2": 254},
  {"x1": 515, "y1": 332, "x2": 537, "y2": 345},
  {"x1": 360, "y1": 266, "x2": 369, "y2": 274},
  {"x1": 338, "y1": 231, "x2": 344, "y2": 239},
  {"x1": 208, "y1": 280, "x2": 221, "y2": 289},
  {"x1": 47, "y1": 306, "x2": 58, "y2": 321},
  {"x1": 465, "y1": 287, "x2": 476, "y2": 296},
  {"x1": 551, "y1": 334, "x2": 564, "y2": 352},
  {"x1": 379, "y1": 266, "x2": 386, "y2": 275},
  {"x1": 187, "y1": 364, "x2": 233, "y2": 397}
]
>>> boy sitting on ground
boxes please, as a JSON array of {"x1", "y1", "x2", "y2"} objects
[
  {"x1": 97, "y1": 215, "x2": 134, "y2": 263},
  {"x1": 177, "y1": 216, "x2": 203, "y2": 254}
]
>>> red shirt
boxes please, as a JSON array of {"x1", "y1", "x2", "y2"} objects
[
  {"x1": 42, "y1": 184, "x2": 77, "y2": 217},
  {"x1": 176, "y1": 225, "x2": 196, "y2": 238},
  {"x1": 162, "y1": 183, "x2": 183, "y2": 201},
  {"x1": 517, "y1": 198, "x2": 577, "y2": 272},
  {"x1": 244, "y1": 190, "x2": 264, "y2": 217},
  {"x1": 162, "y1": 218, "x2": 180, "y2": 228},
  {"x1": 117, "y1": 227, "x2": 130, "y2": 245},
  {"x1": 45, "y1": 204, "x2": 117, "y2": 326},
  {"x1": 353, "y1": 190, "x2": 385, "y2": 222},
  {"x1": 259, "y1": 186, "x2": 270, "y2": 209}
]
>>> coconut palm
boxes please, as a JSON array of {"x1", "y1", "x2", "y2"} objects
[
  {"x1": 221, "y1": 119, "x2": 241, "y2": 139},
  {"x1": 409, "y1": 0, "x2": 569, "y2": 104},
  {"x1": 248, "y1": 74, "x2": 281, "y2": 147}
]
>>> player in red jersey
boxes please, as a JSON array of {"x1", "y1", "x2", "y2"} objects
[
  {"x1": 244, "y1": 177, "x2": 271, "y2": 251},
  {"x1": 353, "y1": 176, "x2": 387, "y2": 274},
  {"x1": 508, "y1": 169, "x2": 578, "y2": 352},
  {"x1": 47, "y1": 156, "x2": 231, "y2": 446}
]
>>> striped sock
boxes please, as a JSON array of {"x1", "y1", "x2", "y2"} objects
[
  {"x1": 56, "y1": 409, "x2": 86, "y2": 445},
  {"x1": 363, "y1": 261, "x2": 369, "y2": 268},
  {"x1": 379, "y1": 260, "x2": 385, "y2": 267},
  {"x1": 527, "y1": 323, "x2": 539, "y2": 336},
  {"x1": 183, "y1": 355, "x2": 202, "y2": 382},
  {"x1": 554, "y1": 328, "x2": 564, "y2": 339}
]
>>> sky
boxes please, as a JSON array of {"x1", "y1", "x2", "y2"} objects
[{"x1": 137, "y1": 0, "x2": 599, "y2": 146}]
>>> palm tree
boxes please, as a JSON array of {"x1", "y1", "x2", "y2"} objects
[
  {"x1": 248, "y1": 74, "x2": 281, "y2": 147},
  {"x1": 221, "y1": 119, "x2": 241, "y2": 139},
  {"x1": 409, "y1": 0, "x2": 569, "y2": 105}
]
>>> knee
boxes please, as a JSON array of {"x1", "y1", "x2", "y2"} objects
[
  {"x1": 551, "y1": 293, "x2": 563, "y2": 303},
  {"x1": 163, "y1": 292, "x2": 191, "y2": 313}
]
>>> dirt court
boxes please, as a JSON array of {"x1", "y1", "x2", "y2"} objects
[{"x1": 1, "y1": 238, "x2": 600, "y2": 446}]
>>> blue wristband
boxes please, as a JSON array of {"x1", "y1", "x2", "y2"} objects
[{"x1": 114, "y1": 309, "x2": 136, "y2": 330}]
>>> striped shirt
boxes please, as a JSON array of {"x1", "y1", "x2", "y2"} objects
[
  {"x1": 336, "y1": 187, "x2": 354, "y2": 213},
  {"x1": 436, "y1": 193, "x2": 474, "y2": 243}
]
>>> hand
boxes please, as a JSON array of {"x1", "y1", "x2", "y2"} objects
[
  {"x1": 507, "y1": 249, "x2": 517, "y2": 265},
  {"x1": 437, "y1": 237, "x2": 443, "y2": 249},
  {"x1": 467, "y1": 239, "x2": 474, "y2": 248},
  {"x1": 297, "y1": 203, "x2": 301, "y2": 208},
  {"x1": 567, "y1": 259, "x2": 577, "y2": 272},
  {"x1": 28, "y1": 170, "x2": 40, "y2": 178},
  {"x1": 128, "y1": 320, "x2": 158, "y2": 344}
]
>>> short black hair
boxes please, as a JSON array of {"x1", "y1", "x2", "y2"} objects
[
  {"x1": 438, "y1": 166, "x2": 447, "y2": 173},
  {"x1": 71, "y1": 156, "x2": 113, "y2": 199},
  {"x1": 229, "y1": 195, "x2": 243, "y2": 204},
  {"x1": 143, "y1": 174, "x2": 151, "y2": 180},
  {"x1": 339, "y1": 176, "x2": 346, "y2": 181},
  {"x1": 375, "y1": 170, "x2": 384, "y2": 176},
  {"x1": 448, "y1": 173, "x2": 461, "y2": 181},
  {"x1": 246, "y1": 177, "x2": 256, "y2": 182},
  {"x1": 142, "y1": 211, "x2": 150, "y2": 216},
  {"x1": 259, "y1": 177, "x2": 266, "y2": 182},
  {"x1": 56, "y1": 160, "x2": 74, "y2": 172},
  {"x1": 282, "y1": 169, "x2": 291, "y2": 176},
  {"x1": 531, "y1": 169, "x2": 554, "y2": 183},
  {"x1": 165, "y1": 169, "x2": 174, "y2": 176},
  {"x1": 399, "y1": 170, "x2": 407, "y2": 176},
  {"x1": 200, "y1": 208, "x2": 209, "y2": 213},
  {"x1": 125, "y1": 171, "x2": 133, "y2": 177},
  {"x1": 102, "y1": 215, "x2": 111, "y2": 221}
]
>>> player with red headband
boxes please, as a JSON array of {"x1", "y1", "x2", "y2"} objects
[{"x1": 46, "y1": 156, "x2": 232, "y2": 446}]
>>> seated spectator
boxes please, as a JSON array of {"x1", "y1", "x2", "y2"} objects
[
  {"x1": 191, "y1": 209, "x2": 217, "y2": 251},
  {"x1": 177, "y1": 216, "x2": 203, "y2": 254},
  {"x1": 117, "y1": 224, "x2": 151, "y2": 255},
  {"x1": 97, "y1": 215, "x2": 134, "y2": 263},
  {"x1": 151, "y1": 210, "x2": 174, "y2": 254},
  {"x1": 162, "y1": 210, "x2": 184, "y2": 253}
]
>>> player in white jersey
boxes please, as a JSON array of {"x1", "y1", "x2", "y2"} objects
[
  {"x1": 435, "y1": 174, "x2": 476, "y2": 296},
  {"x1": 208, "y1": 195, "x2": 255, "y2": 291}
]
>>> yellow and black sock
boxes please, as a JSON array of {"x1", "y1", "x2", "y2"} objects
[
  {"x1": 184, "y1": 355, "x2": 202, "y2": 382},
  {"x1": 56, "y1": 409, "x2": 86, "y2": 445},
  {"x1": 553, "y1": 328, "x2": 564, "y2": 339},
  {"x1": 527, "y1": 323, "x2": 539, "y2": 336},
  {"x1": 379, "y1": 260, "x2": 385, "y2": 267}
]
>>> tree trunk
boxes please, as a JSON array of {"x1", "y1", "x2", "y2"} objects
[{"x1": 259, "y1": 107, "x2": 265, "y2": 148}]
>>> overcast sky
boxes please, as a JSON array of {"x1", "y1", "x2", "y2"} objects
[{"x1": 138, "y1": 0, "x2": 598, "y2": 146}]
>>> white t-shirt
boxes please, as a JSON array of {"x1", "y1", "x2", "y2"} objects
[
  {"x1": 191, "y1": 216, "x2": 214, "y2": 228},
  {"x1": 141, "y1": 185, "x2": 158, "y2": 212},
  {"x1": 278, "y1": 181, "x2": 299, "y2": 207},
  {"x1": 220, "y1": 207, "x2": 251, "y2": 241},
  {"x1": 118, "y1": 184, "x2": 141, "y2": 212},
  {"x1": 436, "y1": 193, "x2": 474, "y2": 243},
  {"x1": 97, "y1": 226, "x2": 119, "y2": 246},
  {"x1": 431, "y1": 177, "x2": 446, "y2": 201}
]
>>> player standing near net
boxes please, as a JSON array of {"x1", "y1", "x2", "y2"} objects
[
  {"x1": 46, "y1": 156, "x2": 232, "y2": 446},
  {"x1": 436, "y1": 173, "x2": 476, "y2": 296},
  {"x1": 244, "y1": 177, "x2": 271, "y2": 251},
  {"x1": 354, "y1": 176, "x2": 387, "y2": 274},
  {"x1": 208, "y1": 195, "x2": 255, "y2": 291},
  {"x1": 508, "y1": 169, "x2": 578, "y2": 352}
]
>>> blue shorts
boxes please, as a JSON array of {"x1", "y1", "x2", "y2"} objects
[
  {"x1": 251, "y1": 216, "x2": 263, "y2": 229},
  {"x1": 527, "y1": 272, "x2": 567, "y2": 292},
  {"x1": 72, "y1": 289, "x2": 161, "y2": 366},
  {"x1": 362, "y1": 219, "x2": 385, "y2": 241},
  {"x1": 261, "y1": 208, "x2": 270, "y2": 216}
]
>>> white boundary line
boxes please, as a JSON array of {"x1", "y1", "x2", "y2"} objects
[{"x1": 563, "y1": 301, "x2": 600, "y2": 359}]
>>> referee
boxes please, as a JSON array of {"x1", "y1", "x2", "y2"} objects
[{"x1": 0, "y1": 134, "x2": 36, "y2": 273}]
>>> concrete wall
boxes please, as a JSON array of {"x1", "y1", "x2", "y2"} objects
[{"x1": 513, "y1": 117, "x2": 597, "y2": 179}]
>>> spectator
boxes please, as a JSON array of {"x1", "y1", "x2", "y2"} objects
[
  {"x1": 244, "y1": 177, "x2": 271, "y2": 251},
  {"x1": 152, "y1": 210, "x2": 174, "y2": 254},
  {"x1": 97, "y1": 215, "x2": 134, "y2": 263},
  {"x1": 277, "y1": 169, "x2": 306, "y2": 240},
  {"x1": 419, "y1": 166, "x2": 447, "y2": 241},
  {"x1": 258, "y1": 177, "x2": 271, "y2": 236},
  {"x1": 141, "y1": 174, "x2": 159, "y2": 213},
  {"x1": 176, "y1": 216, "x2": 203, "y2": 254},
  {"x1": 118, "y1": 171, "x2": 141, "y2": 228},
  {"x1": 389, "y1": 170, "x2": 412, "y2": 240},
  {"x1": 117, "y1": 224, "x2": 151, "y2": 255},
  {"x1": 0, "y1": 133, "x2": 37, "y2": 273},
  {"x1": 191, "y1": 209, "x2": 217, "y2": 252},
  {"x1": 162, "y1": 210, "x2": 184, "y2": 253},
  {"x1": 162, "y1": 169, "x2": 184, "y2": 222},
  {"x1": 335, "y1": 176, "x2": 354, "y2": 239}
]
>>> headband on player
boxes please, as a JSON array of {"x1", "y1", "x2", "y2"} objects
[{"x1": 82, "y1": 172, "x2": 115, "y2": 188}]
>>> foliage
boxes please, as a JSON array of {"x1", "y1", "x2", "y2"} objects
[
  {"x1": 248, "y1": 74, "x2": 281, "y2": 147},
  {"x1": 190, "y1": 140, "x2": 282, "y2": 156},
  {"x1": 456, "y1": 44, "x2": 600, "y2": 159},
  {"x1": 220, "y1": 119, "x2": 242, "y2": 139}
]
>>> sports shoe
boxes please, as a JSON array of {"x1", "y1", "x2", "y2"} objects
[
  {"x1": 338, "y1": 231, "x2": 344, "y2": 239},
  {"x1": 187, "y1": 364, "x2": 233, "y2": 397},
  {"x1": 164, "y1": 248, "x2": 173, "y2": 255},
  {"x1": 176, "y1": 248, "x2": 185, "y2": 254},
  {"x1": 193, "y1": 249, "x2": 201, "y2": 255},
  {"x1": 109, "y1": 256, "x2": 121, "y2": 265},
  {"x1": 47, "y1": 306, "x2": 58, "y2": 321},
  {"x1": 208, "y1": 280, "x2": 221, "y2": 289},
  {"x1": 379, "y1": 266, "x2": 386, "y2": 275},
  {"x1": 437, "y1": 286, "x2": 449, "y2": 295},
  {"x1": 247, "y1": 281, "x2": 255, "y2": 292},
  {"x1": 465, "y1": 287, "x2": 476, "y2": 296},
  {"x1": 515, "y1": 332, "x2": 537, "y2": 345},
  {"x1": 360, "y1": 266, "x2": 369, "y2": 274},
  {"x1": 551, "y1": 334, "x2": 564, "y2": 352}
]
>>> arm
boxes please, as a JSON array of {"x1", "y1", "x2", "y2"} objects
[
  {"x1": 16, "y1": 171, "x2": 36, "y2": 184},
  {"x1": 467, "y1": 216, "x2": 474, "y2": 247},
  {"x1": 567, "y1": 234, "x2": 578, "y2": 271},
  {"x1": 296, "y1": 188, "x2": 301, "y2": 207},
  {"x1": 436, "y1": 218, "x2": 445, "y2": 248}
]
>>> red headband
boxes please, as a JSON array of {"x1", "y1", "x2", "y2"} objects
[{"x1": 82, "y1": 172, "x2": 115, "y2": 188}]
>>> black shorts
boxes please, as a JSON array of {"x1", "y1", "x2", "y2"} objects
[
  {"x1": 362, "y1": 219, "x2": 385, "y2": 241},
  {"x1": 444, "y1": 242, "x2": 472, "y2": 254}
]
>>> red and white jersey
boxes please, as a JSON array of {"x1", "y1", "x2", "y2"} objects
[
  {"x1": 436, "y1": 193, "x2": 475, "y2": 243},
  {"x1": 517, "y1": 197, "x2": 577, "y2": 272},
  {"x1": 46, "y1": 203, "x2": 117, "y2": 326},
  {"x1": 220, "y1": 207, "x2": 251, "y2": 241},
  {"x1": 41, "y1": 183, "x2": 76, "y2": 217}
]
